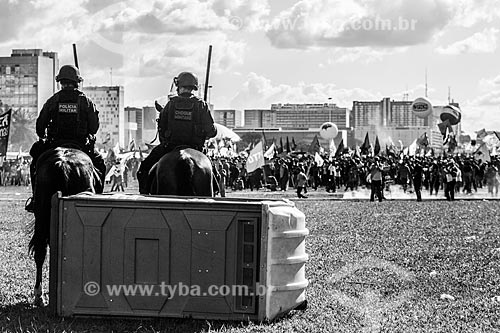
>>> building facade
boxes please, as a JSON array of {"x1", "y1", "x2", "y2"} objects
[
  {"x1": 0, "y1": 49, "x2": 58, "y2": 117},
  {"x1": 352, "y1": 97, "x2": 460, "y2": 149},
  {"x1": 271, "y1": 103, "x2": 350, "y2": 129},
  {"x1": 124, "y1": 107, "x2": 140, "y2": 150},
  {"x1": 213, "y1": 109, "x2": 243, "y2": 128},
  {"x1": 141, "y1": 106, "x2": 158, "y2": 146},
  {"x1": 83, "y1": 86, "x2": 124, "y2": 149},
  {"x1": 243, "y1": 109, "x2": 276, "y2": 128}
]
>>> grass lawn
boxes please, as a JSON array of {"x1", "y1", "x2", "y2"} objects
[{"x1": 1, "y1": 196, "x2": 499, "y2": 332}]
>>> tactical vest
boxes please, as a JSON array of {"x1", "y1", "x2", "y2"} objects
[
  {"x1": 47, "y1": 90, "x2": 89, "y2": 143},
  {"x1": 166, "y1": 96, "x2": 204, "y2": 146}
]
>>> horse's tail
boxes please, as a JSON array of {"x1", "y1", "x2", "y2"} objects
[{"x1": 175, "y1": 154, "x2": 196, "y2": 196}]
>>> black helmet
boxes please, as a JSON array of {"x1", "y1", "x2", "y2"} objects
[
  {"x1": 175, "y1": 72, "x2": 198, "y2": 90},
  {"x1": 56, "y1": 65, "x2": 83, "y2": 83}
]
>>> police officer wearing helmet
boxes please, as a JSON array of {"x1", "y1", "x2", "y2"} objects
[
  {"x1": 137, "y1": 71, "x2": 217, "y2": 194},
  {"x1": 25, "y1": 65, "x2": 106, "y2": 212}
]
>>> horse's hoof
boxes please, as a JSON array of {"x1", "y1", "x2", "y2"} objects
[
  {"x1": 34, "y1": 296, "x2": 45, "y2": 307},
  {"x1": 34, "y1": 287, "x2": 46, "y2": 307}
]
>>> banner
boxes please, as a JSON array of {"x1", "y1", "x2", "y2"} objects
[
  {"x1": 0, "y1": 109, "x2": 12, "y2": 157},
  {"x1": 246, "y1": 141, "x2": 265, "y2": 173}
]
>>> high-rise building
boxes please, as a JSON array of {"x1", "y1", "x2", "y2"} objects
[
  {"x1": 0, "y1": 49, "x2": 59, "y2": 116},
  {"x1": 352, "y1": 98, "x2": 427, "y2": 128},
  {"x1": 141, "y1": 106, "x2": 157, "y2": 146},
  {"x1": 83, "y1": 86, "x2": 124, "y2": 148},
  {"x1": 243, "y1": 109, "x2": 276, "y2": 128},
  {"x1": 124, "y1": 107, "x2": 140, "y2": 149},
  {"x1": 352, "y1": 97, "x2": 461, "y2": 149},
  {"x1": 213, "y1": 109, "x2": 243, "y2": 128},
  {"x1": 271, "y1": 103, "x2": 350, "y2": 129}
]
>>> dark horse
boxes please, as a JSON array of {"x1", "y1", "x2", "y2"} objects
[
  {"x1": 29, "y1": 147, "x2": 103, "y2": 305},
  {"x1": 145, "y1": 147, "x2": 213, "y2": 196}
]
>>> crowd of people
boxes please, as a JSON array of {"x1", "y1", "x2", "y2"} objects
[
  {"x1": 209, "y1": 151, "x2": 500, "y2": 201},
  {"x1": 0, "y1": 158, "x2": 31, "y2": 187},
  {"x1": 3, "y1": 147, "x2": 499, "y2": 202}
]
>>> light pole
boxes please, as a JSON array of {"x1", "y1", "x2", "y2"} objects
[
  {"x1": 328, "y1": 97, "x2": 332, "y2": 122},
  {"x1": 208, "y1": 85, "x2": 213, "y2": 105}
]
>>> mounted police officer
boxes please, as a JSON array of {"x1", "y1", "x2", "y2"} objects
[
  {"x1": 137, "y1": 71, "x2": 217, "y2": 194},
  {"x1": 25, "y1": 65, "x2": 106, "y2": 212}
]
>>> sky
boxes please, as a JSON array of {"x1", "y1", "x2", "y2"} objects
[{"x1": 1, "y1": 0, "x2": 500, "y2": 134}]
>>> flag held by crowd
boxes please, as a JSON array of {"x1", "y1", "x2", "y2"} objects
[
  {"x1": 360, "y1": 133, "x2": 370, "y2": 155},
  {"x1": 264, "y1": 142, "x2": 276, "y2": 159},
  {"x1": 474, "y1": 142, "x2": 491, "y2": 162},
  {"x1": 0, "y1": 109, "x2": 12, "y2": 157},
  {"x1": 494, "y1": 131, "x2": 500, "y2": 142},
  {"x1": 386, "y1": 137, "x2": 397, "y2": 157},
  {"x1": 416, "y1": 132, "x2": 429, "y2": 147},
  {"x1": 374, "y1": 136, "x2": 381, "y2": 156},
  {"x1": 335, "y1": 138, "x2": 345, "y2": 158},
  {"x1": 408, "y1": 139, "x2": 418, "y2": 156},
  {"x1": 476, "y1": 128, "x2": 488, "y2": 141},
  {"x1": 308, "y1": 135, "x2": 321, "y2": 154},
  {"x1": 314, "y1": 152, "x2": 324, "y2": 167},
  {"x1": 246, "y1": 141, "x2": 265, "y2": 173},
  {"x1": 437, "y1": 120, "x2": 452, "y2": 139}
]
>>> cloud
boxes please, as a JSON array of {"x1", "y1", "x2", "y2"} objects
[
  {"x1": 460, "y1": 104, "x2": 500, "y2": 133},
  {"x1": 461, "y1": 72, "x2": 500, "y2": 132},
  {"x1": 266, "y1": 0, "x2": 458, "y2": 49},
  {"x1": 453, "y1": 0, "x2": 500, "y2": 28},
  {"x1": 82, "y1": 0, "x2": 122, "y2": 14},
  {"x1": 211, "y1": 0, "x2": 270, "y2": 31},
  {"x1": 81, "y1": 31, "x2": 245, "y2": 81},
  {"x1": 328, "y1": 46, "x2": 408, "y2": 64},
  {"x1": 471, "y1": 91, "x2": 500, "y2": 106},
  {"x1": 229, "y1": 72, "x2": 380, "y2": 109},
  {"x1": 0, "y1": 0, "x2": 64, "y2": 43},
  {"x1": 89, "y1": 0, "x2": 270, "y2": 35},
  {"x1": 471, "y1": 73, "x2": 500, "y2": 106},
  {"x1": 436, "y1": 28, "x2": 499, "y2": 55}
]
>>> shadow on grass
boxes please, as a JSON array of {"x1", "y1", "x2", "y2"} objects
[{"x1": 0, "y1": 302, "x2": 269, "y2": 332}]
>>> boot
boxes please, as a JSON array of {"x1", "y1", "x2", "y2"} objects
[
  {"x1": 25, "y1": 164, "x2": 36, "y2": 213},
  {"x1": 137, "y1": 170, "x2": 148, "y2": 194},
  {"x1": 25, "y1": 197, "x2": 35, "y2": 213}
]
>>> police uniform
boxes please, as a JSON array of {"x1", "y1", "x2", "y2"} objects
[
  {"x1": 29, "y1": 65, "x2": 106, "y2": 195},
  {"x1": 137, "y1": 91, "x2": 217, "y2": 194}
]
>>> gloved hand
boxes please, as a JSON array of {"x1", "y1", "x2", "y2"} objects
[{"x1": 155, "y1": 100, "x2": 164, "y2": 112}]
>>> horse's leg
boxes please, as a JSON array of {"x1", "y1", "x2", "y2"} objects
[{"x1": 33, "y1": 244, "x2": 47, "y2": 306}]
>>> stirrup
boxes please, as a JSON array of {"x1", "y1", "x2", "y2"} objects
[{"x1": 25, "y1": 197, "x2": 35, "y2": 213}]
